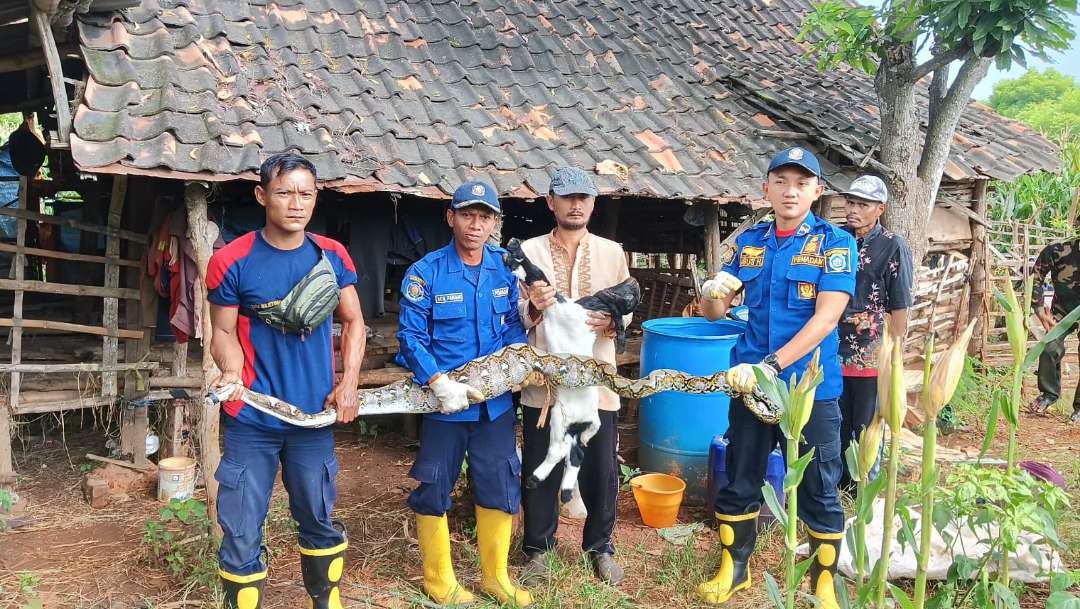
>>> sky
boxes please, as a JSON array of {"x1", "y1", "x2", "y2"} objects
[{"x1": 860, "y1": 2, "x2": 1080, "y2": 100}]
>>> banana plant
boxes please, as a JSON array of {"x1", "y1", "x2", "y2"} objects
[
  {"x1": 912, "y1": 319, "x2": 978, "y2": 609},
  {"x1": 757, "y1": 350, "x2": 824, "y2": 609}
]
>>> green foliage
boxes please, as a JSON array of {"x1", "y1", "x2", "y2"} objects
[
  {"x1": 799, "y1": 0, "x2": 1077, "y2": 75},
  {"x1": 618, "y1": 464, "x2": 641, "y2": 491},
  {"x1": 0, "y1": 487, "x2": 14, "y2": 512},
  {"x1": 990, "y1": 69, "x2": 1080, "y2": 121},
  {"x1": 142, "y1": 499, "x2": 219, "y2": 592},
  {"x1": 0, "y1": 113, "x2": 21, "y2": 143},
  {"x1": 989, "y1": 134, "x2": 1080, "y2": 230}
]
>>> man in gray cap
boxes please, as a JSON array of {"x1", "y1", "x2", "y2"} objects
[
  {"x1": 837, "y1": 175, "x2": 914, "y2": 492},
  {"x1": 517, "y1": 167, "x2": 630, "y2": 585}
]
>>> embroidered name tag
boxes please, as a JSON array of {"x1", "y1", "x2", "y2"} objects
[
  {"x1": 492, "y1": 286, "x2": 509, "y2": 298},
  {"x1": 797, "y1": 282, "x2": 817, "y2": 299},
  {"x1": 791, "y1": 254, "x2": 824, "y2": 268},
  {"x1": 740, "y1": 245, "x2": 765, "y2": 268},
  {"x1": 435, "y1": 292, "x2": 464, "y2": 304},
  {"x1": 825, "y1": 248, "x2": 852, "y2": 274}
]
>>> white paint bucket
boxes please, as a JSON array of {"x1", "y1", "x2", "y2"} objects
[{"x1": 157, "y1": 457, "x2": 197, "y2": 502}]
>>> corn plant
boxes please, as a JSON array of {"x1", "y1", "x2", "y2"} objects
[
  {"x1": 911, "y1": 320, "x2": 978, "y2": 609},
  {"x1": 870, "y1": 336, "x2": 905, "y2": 609},
  {"x1": 757, "y1": 350, "x2": 824, "y2": 609},
  {"x1": 843, "y1": 415, "x2": 885, "y2": 593},
  {"x1": 989, "y1": 277, "x2": 1080, "y2": 588}
]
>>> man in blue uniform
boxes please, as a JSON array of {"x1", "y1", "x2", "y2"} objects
[
  {"x1": 698, "y1": 148, "x2": 857, "y2": 609},
  {"x1": 396, "y1": 180, "x2": 533, "y2": 607}
]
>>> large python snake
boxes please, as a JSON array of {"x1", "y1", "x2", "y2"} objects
[{"x1": 208, "y1": 344, "x2": 781, "y2": 428}]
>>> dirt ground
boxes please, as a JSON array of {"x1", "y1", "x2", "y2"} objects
[{"x1": 1, "y1": 388, "x2": 1077, "y2": 609}]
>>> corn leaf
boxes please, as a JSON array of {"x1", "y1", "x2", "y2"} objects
[
  {"x1": 890, "y1": 584, "x2": 915, "y2": 609},
  {"x1": 979, "y1": 389, "x2": 1003, "y2": 460},
  {"x1": 845, "y1": 441, "x2": 861, "y2": 483},
  {"x1": 763, "y1": 571, "x2": 785, "y2": 609},
  {"x1": 783, "y1": 448, "x2": 816, "y2": 491},
  {"x1": 793, "y1": 554, "x2": 817, "y2": 586},
  {"x1": 762, "y1": 482, "x2": 788, "y2": 529},
  {"x1": 858, "y1": 473, "x2": 888, "y2": 523},
  {"x1": 1024, "y1": 304, "x2": 1080, "y2": 369}
]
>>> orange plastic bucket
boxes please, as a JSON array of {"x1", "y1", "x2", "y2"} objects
[{"x1": 630, "y1": 473, "x2": 686, "y2": 528}]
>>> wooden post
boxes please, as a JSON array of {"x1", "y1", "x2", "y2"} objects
[
  {"x1": 186, "y1": 182, "x2": 221, "y2": 532},
  {"x1": 969, "y1": 179, "x2": 990, "y2": 357},
  {"x1": 0, "y1": 177, "x2": 27, "y2": 485},
  {"x1": 32, "y1": 9, "x2": 72, "y2": 145},
  {"x1": 1066, "y1": 186, "x2": 1080, "y2": 233},
  {"x1": 703, "y1": 203, "x2": 722, "y2": 276},
  {"x1": 103, "y1": 175, "x2": 127, "y2": 399}
]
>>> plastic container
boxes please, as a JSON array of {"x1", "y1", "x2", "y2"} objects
[
  {"x1": 639, "y1": 317, "x2": 746, "y2": 505},
  {"x1": 707, "y1": 437, "x2": 787, "y2": 527},
  {"x1": 157, "y1": 457, "x2": 197, "y2": 502},
  {"x1": 629, "y1": 473, "x2": 687, "y2": 528}
]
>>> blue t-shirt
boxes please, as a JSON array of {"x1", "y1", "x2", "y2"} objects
[{"x1": 207, "y1": 231, "x2": 358, "y2": 431}]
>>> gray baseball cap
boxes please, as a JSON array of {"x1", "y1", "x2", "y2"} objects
[
  {"x1": 549, "y1": 167, "x2": 598, "y2": 196},
  {"x1": 841, "y1": 175, "x2": 888, "y2": 204}
]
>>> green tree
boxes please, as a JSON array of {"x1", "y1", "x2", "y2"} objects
[
  {"x1": 989, "y1": 69, "x2": 1080, "y2": 141},
  {"x1": 799, "y1": 0, "x2": 1078, "y2": 263}
]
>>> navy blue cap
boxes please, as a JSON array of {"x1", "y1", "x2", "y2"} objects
[
  {"x1": 549, "y1": 167, "x2": 598, "y2": 196},
  {"x1": 451, "y1": 180, "x2": 501, "y2": 213},
  {"x1": 767, "y1": 147, "x2": 821, "y2": 178}
]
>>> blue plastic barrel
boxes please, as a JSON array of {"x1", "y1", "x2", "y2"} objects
[
  {"x1": 707, "y1": 436, "x2": 786, "y2": 523},
  {"x1": 639, "y1": 317, "x2": 746, "y2": 505}
]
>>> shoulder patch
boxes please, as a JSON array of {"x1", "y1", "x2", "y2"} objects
[
  {"x1": 405, "y1": 280, "x2": 425, "y2": 303},
  {"x1": 825, "y1": 247, "x2": 852, "y2": 274},
  {"x1": 720, "y1": 244, "x2": 736, "y2": 265}
]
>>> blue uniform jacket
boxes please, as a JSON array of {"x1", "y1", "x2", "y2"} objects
[
  {"x1": 396, "y1": 241, "x2": 528, "y2": 422},
  {"x1": 721, "y1": 212, "x2": 857, "y2": 400}
]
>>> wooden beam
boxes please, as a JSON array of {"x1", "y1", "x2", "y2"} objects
[
  {"x1": 0, "y1": 318, "x2": 144, "y2": 339},
  {"x1": 186, "y1": 182, "x2": 221, "y2": 536},
  {"x1": 0, "y1": 362, "x2": 158, "y2": 373},
  {"x1": 33, "y1": 9, "x2": 71, "y2": 144},
  {"x1": 13, "y1": 395, "x2": 117, "y2": 415},
  {"x1": 86, "y1": 453, "x2": 155, "y2": 473},
  {"x1": 0, "y1": 242, "x2": 141, "y2": 268},
  {"x1": 0, "y1": 207, "x2": 148, "y2": 244},
  {"x1": 703, "y1": 204, "x2": 722, "y2": 276},
  {"x1": 0, "y1": 279, "x2": 140, "y2": 299},
  {"x1": 0, "y1": 44, "x2": 79, "y2": 74}
]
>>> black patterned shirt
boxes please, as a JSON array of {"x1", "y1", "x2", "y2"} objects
[{"x1": 839, "y1": 223, "x2": 914, "y2": 376}]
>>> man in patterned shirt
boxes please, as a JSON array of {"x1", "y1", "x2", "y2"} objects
[
  {"x1": 1028, "y1": 240, "x2": 1080, "y2": 421},
  {"x1": 837, "y1": 175, "x2": 913, "y2": 492}
]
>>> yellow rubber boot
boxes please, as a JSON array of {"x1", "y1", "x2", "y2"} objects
[
  {"x1": 416, "y1": 514, "x2": 476, "y2": 606},
  {"x1": 220, "y1": 569, "x2": 266, "y2": 609},
  {"x1": 299, "y1": 539, "x2": 348, "y2": 609},
  {"x1": 806, "y1": 528, "x2": 843, "y2": 609},
  {"x1": 697, "y1": 511, "x2": 758, "y2": 604},
  {"x1": 474, "y1": 506, "x2": 534, "y2": 607}
]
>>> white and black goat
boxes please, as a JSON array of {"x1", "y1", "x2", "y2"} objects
[{"x1": 503, "y1": 238, "x2": 640, "y2": 503}]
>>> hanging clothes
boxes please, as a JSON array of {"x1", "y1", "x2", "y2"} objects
[{"x1": 146, "y1": 208, "x2": 223, "y2": 342}]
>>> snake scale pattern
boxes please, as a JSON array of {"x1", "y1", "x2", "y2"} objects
[{"x1": 210, "y1": 344, "x2": 781, "y2": 428}]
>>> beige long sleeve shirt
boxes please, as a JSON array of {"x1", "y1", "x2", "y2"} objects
[{"x1": 517, "y1": 231, "x2": 632, "y2": 411}]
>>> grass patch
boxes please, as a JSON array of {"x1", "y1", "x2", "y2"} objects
[{"x1": 947, "y1": 357, "x2": 1010, "y2": 426}]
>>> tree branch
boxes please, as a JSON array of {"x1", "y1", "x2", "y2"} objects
[
  {"x1": 917, "y1": 56, "x2": 992, "y2": 183},
  {"x1": 912, "y1": 44, "x2": 970, "y2": 81},
  {"x1": 927, "y1": 56, "x2": 950, "y2": 121}
]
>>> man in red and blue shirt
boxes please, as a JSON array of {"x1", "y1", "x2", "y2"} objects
[{"x1": 208, "y1": 153, "x2": 366, "y2": 609}]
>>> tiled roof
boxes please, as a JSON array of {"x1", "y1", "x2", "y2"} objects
[{"x1": 70, "y1": 0, "x2": 1059, "y2": 199}]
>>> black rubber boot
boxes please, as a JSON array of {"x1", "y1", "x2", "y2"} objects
[{"x1": 300, "y1": 522, "x2": 348, "y2": 609}]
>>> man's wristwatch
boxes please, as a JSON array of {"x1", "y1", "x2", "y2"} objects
[{"x1": 762, "y1": 353, "x2": 782, "y2": 375}]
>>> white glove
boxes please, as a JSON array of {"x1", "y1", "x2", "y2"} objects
[
  {"x1": 726, "y1": 363, "x2": 776, "y2": 394},
  {"x1": 701, "y1": 271, "x2": 742, "y2": 300},
  {"x1": 429, "y1": 374, "x2": 484, "y2": 414}
]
